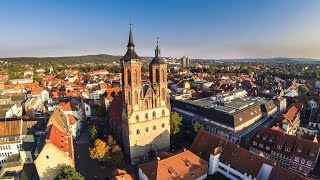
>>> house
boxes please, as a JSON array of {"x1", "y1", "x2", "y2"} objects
[
  {"x1": 249, "y1": 128, "x2": 320, "y2": 176},
  {"x1": 110, "y1": 169, "x2": 135, "y2": 180},
  {"x1": 0, "y1": 119, "x2": 43, "y2": 177},
  {"x1": 138, "y1": 150, "x2": 208, "y2": 180},
  {"x1": 272, "y1": 103, "x2": 303, "y2": 135},
  {"x1": 34, "y1": 124, "x2": 74, "y2": 180},
  {"x1": 47, "y1": 106, "x2": 80, "y2": 138},
  {"x1": 273, "y1": 96, "x2": 287, "y2": 113},
  {"x1": 190, "y1": 130, "x2": 306, "y2": 180}
]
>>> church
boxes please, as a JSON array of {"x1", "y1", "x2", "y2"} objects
[{"x1": 120, "y1": 27, "x2": 171, "y2": 164}]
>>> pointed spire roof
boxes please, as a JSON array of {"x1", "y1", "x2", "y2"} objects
[
  {"x1": 121, "y1": 25, "x2": 141, "y2": 62},
  {"x1": 150, "y1": 37, "x2": 165, "y2": 65},
  {"x1": 127, "y1": 26, "x2": 134, "y2": 48}
]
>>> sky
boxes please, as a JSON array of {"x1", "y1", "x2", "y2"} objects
[{"x1": 0, "y1": 0, "x2": 320, "y2": 59}]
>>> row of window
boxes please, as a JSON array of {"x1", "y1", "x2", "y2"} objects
[
  {"x1": 136, "y1": 123, "x2": 166, "y2": 135},
  {"x1": 292, "y1": 163, "x2": 310, "y2": 173},
  {"x1": 0, "y1": 159, "x2": 7, "y2": 164},
  {"x1": 293, "y1": 157, "x2": 312, "y2": 166},
  {"x1": 0, "y1": 145, "x2": 12, "y2": 150},
  {"x1": 136, "y1": 110, "x2": 166, "y2": 122}
]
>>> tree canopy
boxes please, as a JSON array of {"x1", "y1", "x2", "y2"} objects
[
  {"x1": 54, "y1": 165, "x2": 84, "y2": 180},
  {"x1": 170, "y1": 112, "x2": 182, "y2": 136},
  {"x1": 89, "y1": 125, "x2": 101, "y2": 141},
  {"x1": 89, "y1": 139, "x2": 110, "y2": 162}
]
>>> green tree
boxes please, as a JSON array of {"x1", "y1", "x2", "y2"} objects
[
  {"x1": 96, "y1": 105, "x2": 106, "y2": 118},
  {"x1": 55, "y1": 165, "x2": 84, "y2": 180},
  {"x1": 192, "y1": 123, "x2": 204, "y2": 138},
  {"x1": 170, "y1": 112, "x2": 182, "y2": 136},
  {"x1": 299, "y1": 85, "x2": 310, "y2": 96},
  {"x1": 89, "y1": 125, "x2": 101, "y2": 141},
  {"x1": 33, "y1": 74, "x2": 43, "y2": 83}
]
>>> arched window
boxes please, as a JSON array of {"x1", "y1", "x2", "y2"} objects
[
  {"x1": 127, "y1": 69, "x2": 131, "y2": 85},
  {"x1": 156, "y1": 69, "x2": 160, "y2": 83},
  {"x1": 162, "y1": 109, "x2": 165, "y2": 117},
  {"x1": 148, "y1": 98, "x2": 152, "y2": 108},
  {"x1": 132, "y1": 70, "x2": 137, "y2": 85},
  {"x1": 152, "y1": 111, "x2": 156, "y2": 118},
  {"x1": 134, "y1": 91, "x2": 138, "y2": 104},
  {"x1": 161, "y1": 68, "x2": 165, "y2": 82},
  {"x1": 161, "y1": 88, "x2": 166, "y2": 101},
  {"x1": 128, "y1": 91, "x2": 131, "y2": 104},
  {"x1": 145, "y1": 100, "x2": 148, "y2": 109}
]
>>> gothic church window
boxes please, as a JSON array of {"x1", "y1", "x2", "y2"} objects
[
  {"x1": 133, "y1": 70, "x2": 137, "y2": 85},
  {"x1": 127, "y1": 69, "x2": 131, "y2": 85},
  {"x1": 161, "y1": 68, "x2": 165, "y2": 82},
  {"x1": 135, "y1": 91, "x2": 139, "y2": 104},
  {"x1": 156, "y1": 69, "x2": 160, "y2": 83},
  {"x1": 161, "y1": 88, "x2": 166, "y2": 101}
]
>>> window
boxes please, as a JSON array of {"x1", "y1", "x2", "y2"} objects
[
  {"x1": 307, "y1": 161, "x2": 312, "y2": 166},
  {"x1": 263, "y1": 136, "x2": 266, "y2": 140},
  {"x1": 145, "y1": 113, "x2": 149, "y2": 120},
  {"x1": 297, "y1": 149, "x2": 302, "y2": 152},
  {"x1": 304, "y1": 168, "x2": 310, "y2": 173},
  {"x1": 269, "y1": 139, "x2": 273, "y2": 142},
  {"x1": 161, "y1": 88, "x2": 166, "y2": 101},
  {"x1": 253, "y1": 141, "x2": 257, "y2": 146},
  {"x1": 301, "y1": 159, "x2": 305, "y2": 164},
  {"x1": 145, "y1": 127, "x2": 149, "y2": 132},
  {"x1": 132, "y1": 70, "x2": 137, "y2": 85},
  {"x1": 127, "y1": 69, "x2": 131, "y2": 85},
  {"x1": 299, "y1": 166, "x2": 303, "y2": 171},
  {"x1": 266, "y1": 146, "x2": 270, "y2": 150},
  {"x1": 162, "y1": 123, "x2": 165, "y2": 128},
  {"x1": 135, "y1": 91, "x2": 139, "y2": 104},
  {"x1": 136, "y1": 115, "x2": 139, "y2": 122},
  {"x1": 292, "y1": 163, "x2": 297, "y2": 169},
  {"x1": 156, "y1": 69, "x2": 160, "y2": 83},
  {"x1": 162, "y1": 109, "x2": 165, "y2": 117},
  {"x1": 277, "y1": 145, "x2": 282, "y2": 149},
  {"x1": 259, "y1": 143, "x2": 264, "y2": 148},
  {"x1": 136, "y1": 129, "x2": 140, "y2": 135},
  {"x1": 46, "y1": 155, "x2": 49, "y2": 159},
  {"x1": 153, "y1": 111, "x2": 156, "y2": 118},
  {"x1": 162, "y1": 69, "x2": 165, "y2": 83},
  {"x1": 285, "y1": 148, "x2": 290, "y2": 152},
  {"x1": 153, "y1": 125, "x2": 156, "y2": 130}
]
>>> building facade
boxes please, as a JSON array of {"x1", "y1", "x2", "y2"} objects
[{"x1": 121, "y1": 28, "x2": 170, "y2": 164}]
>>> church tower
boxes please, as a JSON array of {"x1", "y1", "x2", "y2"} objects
[{"x1": 121, "y1": 27, "x2": 170, "y2": 165}]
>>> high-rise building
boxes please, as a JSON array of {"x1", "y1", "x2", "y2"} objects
[
  {"x1": 120, "y1": 27, "x2": 170, "y2": 164},
  {"x1": 181, "y1": 56, "x2": 190, "y2": 68}
]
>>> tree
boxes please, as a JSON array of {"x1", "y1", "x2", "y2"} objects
[
  {"x1": 170, "y1": 112, "x2": 182, "y2": 136},
  {"x1": 89, "y1": 125, "x2": 101, "y2": 141},
  {"x1": 96, "y1": 105, "x2": 106, "y2": 118},
  {"x1": 299, "y1": 85, "x2": 310, "y2": 96},
  {"x1": 108, "y1": 144, "x2": 124, "y2": 166},
  {"x1": 192, "y1": 123, "x2": 204, "y2": 138},
  {"x1": 33, "y1": 74, "x2": 43, "y2": 83},
  {"x1": 55, "y1": 165, "x2": 84, "y2": 180},
  {"x1": 89, "y1": 139, "x2": 110, "y2": 162}
]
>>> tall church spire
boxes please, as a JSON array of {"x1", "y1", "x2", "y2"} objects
[
  {"x1": 150, "y1": 37, "x2": 165, "y2": 64},
  {"x1": 155, "y1": 37, "x2": 160, "y2": 57},
  {"x1": 121, "y1": 24, "x2": 141, "y2": 61},
  {"x1": 127, "y1": 24, "x2": 135, "y2": 48}
]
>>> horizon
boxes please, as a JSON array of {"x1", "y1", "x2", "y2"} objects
[{"x1": 1, "y1": 0, "x2": 320, "y2": 59}]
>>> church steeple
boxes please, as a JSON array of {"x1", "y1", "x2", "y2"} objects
[
  {"x1": 121, "y1": 24, "x2": 141, "y2": 62},
  {"x1": 150, "y1": 37, "x2": 165, "y2": 65},
  {"x1": 127, "y1": 25, "x2": 135, "y2": 48}
]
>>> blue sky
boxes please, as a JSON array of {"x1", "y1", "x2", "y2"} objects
[{"x1": 0, "y1": 0, "x2": 320, "y2": 59}]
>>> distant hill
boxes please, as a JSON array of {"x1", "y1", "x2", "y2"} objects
[
  {"x1": 200, "y1": 57, "x2": 320, "y2": 64},
  {"x1": 0, "y1": 54, "x2": 121, "y2": 65}
]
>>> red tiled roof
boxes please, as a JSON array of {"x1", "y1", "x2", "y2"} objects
[
  {"x1": 59, "y1": 99, "x2": 79, "y2": 111},
  {"x1": 138, "y1": 150, "x2": 208, "y2": 180},
  {"x1": 46, "y1": 124, "x2": 72, "y2": 158},
  {"x1": 31, "y1": 87, "x2": 44, "y2": 95},
  {"x1": 108, "y1": 95, "x2": 122, "y2": 125},
  {"x1": 67, "y1": 114, "x2": 78, "y2": 125}
]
